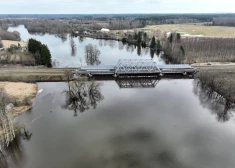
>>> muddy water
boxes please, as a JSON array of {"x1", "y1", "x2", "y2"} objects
[{"x1": 2, "y1": 79, "x2": 235, "y2": 168}]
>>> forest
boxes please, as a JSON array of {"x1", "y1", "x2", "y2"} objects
[
  {"x1": 1, "y1": 13, "x2": 235, "y2": 36},
  {"x1": 161, "y1": 34, "x2": 235, "y2": 63}
]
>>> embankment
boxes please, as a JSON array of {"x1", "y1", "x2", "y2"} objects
[
  {"x1": 0, "y1": 68, "x2": 75, "y2": 82},
  {"x1": 194, "y1": 64, "x2": 235, "y2": 103}
]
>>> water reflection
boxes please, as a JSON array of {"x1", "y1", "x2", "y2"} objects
[
  {"x1": 78, "y1": 36, "x2": 85, "y2": 43},
  {"x1": 118, "y1": 41, "x2": 124, "y2": 50},
  {"x1": 74, "y1": 128, "x2": 185, "y2": 168},
  {"x1": 3, "y1": 80, "x2": 235, "y2": 168},
  {"x1": 70, "y1": 37, "x2": 77, "y2": 56},
  {"x1": 116, "y1": 78, "x2": 159, "y2": 89},
  {"x1": 85, "y1": 44, "x2": 101, "y2": 65},
  {"x1": 150, "y1": 49, "x2": 155, "y2": 58},
  {"x1": 56, "y1": 33, "x2": 67, "y2": 43},
  {"x1": 137, "y1": 45, "x2": 141, "y2": 56},
  {"x1": 0, "y1": 134, "x2": 24, "y2": 168},
  {"x1": 63, "y1": 80, "x2": 104, "y2": 116},
  {"x1": 194, "y1": 80, "x2": 235, "y2": 122}
]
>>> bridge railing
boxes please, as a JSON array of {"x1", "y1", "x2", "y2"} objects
[{"x1": 115, "y1": 59, "x2": 161, "y2": 74}]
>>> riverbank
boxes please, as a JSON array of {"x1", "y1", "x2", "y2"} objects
[
  {"x1": 194, "y1": 63, "x2": 235, "y2": 105},
  {"x1": 0, "y1": 82, "x2": 38, "y2": 117},
  {"x1": 0, "y1": 68, "x2": 74, "y2": 82}
]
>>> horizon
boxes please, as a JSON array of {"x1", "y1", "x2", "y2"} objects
[
  {"x1": 0, "y1": 13, "x2": 235, "y2": 15},
  {"x1": 0, "y1": 0, "x2": 235, "y2": 14}
]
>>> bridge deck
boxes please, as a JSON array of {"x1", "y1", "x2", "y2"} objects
[
  {"x1": 80, "y1": 64, "x2": 193, "y2": 71},
  {"x1": 77, "y1": 60, "x2": 196, "y2": 77}
]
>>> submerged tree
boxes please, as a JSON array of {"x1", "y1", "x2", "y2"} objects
[
  {"x1": 85, "y1": 44, "x2": 101, "y2": 65},
  {"x1": 63, "y1": 79, "x2": 104, "y2": 116}
]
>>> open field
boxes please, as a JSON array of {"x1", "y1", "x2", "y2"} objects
[
  {"x1": 0, "y1": 82, "x2": 38, "y2": 117},
  {"x1": 1, "y1": 40, "x2": 27, "y2": 48},
  {"x1": 113, "y1": 23, "x2": 235, "y2": 37}
]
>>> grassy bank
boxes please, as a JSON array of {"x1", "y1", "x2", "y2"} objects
[
  {"x1": 0, "y1": 68, "x2": 73, "y2": 82},
  {"x1": 0, "y1": 82, "x2": 38, "y2": 117},
  {"x1": 195, "y1": 65, "x2": 235, "y2": 103}
]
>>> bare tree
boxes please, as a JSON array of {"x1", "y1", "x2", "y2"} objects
[
  {"x1": 64, "y1": 69, "x2": 74, "y2": 91},
  {"x1": 52, "y1": 59, "x2": 59, "y2": 68},
  {"x1": 62, "y1": 79, "x2": 104, "y2": 116},
  {"x1": 0, "y1": 27, "x2": 21, "y2": 41},
  {"x1": 0, "y1": 88, "x2": 15, "y2": 151}
]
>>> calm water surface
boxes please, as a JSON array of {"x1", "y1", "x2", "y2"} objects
[
  {"x1": 5, "y1": 25, "x2": 235, "y2": 168},
  {"x1": 2, "y1": 79, "x2": 235, "y2": 168},
  {"x1": 8, "y1": 25, "x2": 164, "y2": 67}
]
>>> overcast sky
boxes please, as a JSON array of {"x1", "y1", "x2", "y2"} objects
[{"x1": 0, "y1": 0, "x2": 234, "y2": 14}]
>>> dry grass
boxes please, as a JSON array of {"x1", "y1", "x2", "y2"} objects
[
  {"x1": 0, "y1": 82, "x2": 37, "y2": 99},
  {"x1": 1, "y1": 40, "x2": 27, "y2": 48},
  {"x1": 12, "y1": 106, "x2": 32, "y2": 118},
  {"x1": 0, "y1": 82, "x2": 38, "y2": 117},
  {"x1": 113, "y1": 23, "x2": 235, "y2": 37},
  {"x1": 0, "y1": 50, "x2": 35, "y2": 64}
]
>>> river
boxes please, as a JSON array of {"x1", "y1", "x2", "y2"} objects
[
  {"x1": 1, "y1": 26, "x2": 235, "y2": 168},
  {"x1": 8, "y1": 25, "x2": 165, "y2": 67}
]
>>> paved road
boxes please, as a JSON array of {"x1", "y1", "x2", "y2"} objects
[{"x1": 0, "y1": 65, "x2": 235, "y2": 76}]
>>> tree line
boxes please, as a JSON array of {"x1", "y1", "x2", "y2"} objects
[
  {"x1": 213, "y1": 17, "x2": 235, "y2": 27},
  {"x1": 155, "y1": 32, "x2": 235, "y2": 64},
  {"x1": 179, "y1": 37, "x2": 235, "y2": 63},
  {"x1": 0, "y1": 27, "x2": 21, "y2": 41},
  {"x1": 28, "y1": 38, "x2": 52, "y2": 66}
]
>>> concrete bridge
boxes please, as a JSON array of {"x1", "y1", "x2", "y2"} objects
[{"x1": 76, "y1": 59, "x2": 197, "y2": 78}]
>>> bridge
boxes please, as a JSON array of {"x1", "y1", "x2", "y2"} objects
[{"x1": 76, "y1": 59, "x2": 197, "y2": 78}]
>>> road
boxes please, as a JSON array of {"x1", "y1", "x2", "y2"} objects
[{"x1": 0, "y1": 65, "x2": 234, "y2": 82}]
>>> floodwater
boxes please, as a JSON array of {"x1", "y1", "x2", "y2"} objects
[
  {"x1": 2, "y1": 79, "x2": 235, "y2": 168},
  {"x1": 8, "y1": 25, "x2": 165, "y2": 67},
  {"x1": 4, "y1": 25, "x2": 235, "y2": 168}
]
